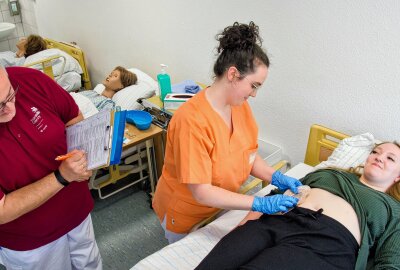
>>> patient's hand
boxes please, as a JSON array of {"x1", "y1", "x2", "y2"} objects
[{"x1": 237, "y1": 211, "x2": 263, "y2": 227}]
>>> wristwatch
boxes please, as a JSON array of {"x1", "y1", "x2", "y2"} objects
[{"x1": 54, "y1": 169, "x2": 69, "y2": 187}]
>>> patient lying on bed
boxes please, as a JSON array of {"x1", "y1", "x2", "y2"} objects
[
  {"x1": 196, "y1": 142, "x2": 400, "y2": 270},
  {"x1": 0, "y1": 35, "x2": 46, "y2": 67},
  {"x1": 70, "y1": 66, "x2": 137, "y2": 118}
]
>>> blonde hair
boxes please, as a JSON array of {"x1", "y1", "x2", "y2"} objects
[
  {"x1": 114, "y1": 66, "x2": 137, "y2": 88},
  {"x1": 385, "y1": 141, "x2": 400, "y2": 201}
]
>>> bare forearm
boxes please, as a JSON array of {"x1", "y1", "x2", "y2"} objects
[
  {"x1": 0, "y1": 172, "x2": 62, "y2": 224},
  {"x1": 66, "y1": 111, "x2": 83, "y2": 127},
  {"x1": 189, "y1": 184, "x2": 254, "y2": 210},
  {"x1": 238, "y1": 211, "x2": 263, "y2": 226},
  {"x1": 250, "y1": 154, "x2": 275, "y2": 183}
]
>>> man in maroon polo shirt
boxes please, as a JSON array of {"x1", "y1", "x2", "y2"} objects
[{"x1": 0, "y1": 66, "x2": 102, "y2": 269}]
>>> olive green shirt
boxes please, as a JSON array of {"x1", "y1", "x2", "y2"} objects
[{"x1": 302, "y1": 169, "x2": 400, "y2": 270}]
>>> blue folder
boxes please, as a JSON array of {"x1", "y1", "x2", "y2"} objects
[
  {"x1": 109, "y1": 109, "x2": 126, "y2": 166},
  {"x1": 65, "y1": 108, "x2": 127, "y2": 170}
]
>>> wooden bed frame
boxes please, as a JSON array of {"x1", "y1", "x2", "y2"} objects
[
  {"x1": 24, "y1": 38, "x2": 92, "y2": 90},
  {"x1": 304, "y1": 124, "x2": 349, "y2": 166},
  {"x1": 240, "y1": 124, "x2": 349, "y2": 195}
]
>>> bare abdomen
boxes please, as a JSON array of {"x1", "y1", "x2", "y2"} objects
[{"x1": 299, "y1": 188, "x2": 361, "y2": 245}]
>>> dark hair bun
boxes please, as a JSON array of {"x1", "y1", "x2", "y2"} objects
[{"x1": 216, "y1": 21, "x2": 262, "y2": 53}]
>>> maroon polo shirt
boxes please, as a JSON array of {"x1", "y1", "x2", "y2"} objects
[{"x1": 0, "y1": 67, "x2": 94, "y2": 250}]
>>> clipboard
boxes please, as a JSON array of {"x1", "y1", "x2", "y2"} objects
[{"x1": 65, "y1": 109, "x2": 127, "y2": 170}]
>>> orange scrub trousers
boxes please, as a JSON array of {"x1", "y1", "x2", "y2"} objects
[{"x1": 153, "y1": 89, "x2": 259, "y2": 233}]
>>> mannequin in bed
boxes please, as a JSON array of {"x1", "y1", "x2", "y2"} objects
[
  {"x1": 0, "y1": 35, "x2": 47, "y2": 67},
  {"x1": 196, "y1": 142, "x2": 400, "y2": 270},
  {"x1": 72, "y1": 66, "x2": 137, "y2": 115}
]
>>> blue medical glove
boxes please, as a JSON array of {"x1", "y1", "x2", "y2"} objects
[
  {"x1": 271, "y1": 171, "x2": 302, "y2": 193},
  {"x1": 251, "y1": 195, "x2": 299, "y2": 214}
]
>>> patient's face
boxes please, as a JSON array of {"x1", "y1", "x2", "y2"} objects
[
  {"x1": 103, "y1": 70, "x2": 124, "y2": 91},
  {"x1": 16, "y1": 37, "x2": 27, "y2": 51},
  {"x1": 0, "y1": 69, "x2": 17, "y2": 123},
  {"x1": 363, "y1": 143, "x2": 400, "y2": 187}
]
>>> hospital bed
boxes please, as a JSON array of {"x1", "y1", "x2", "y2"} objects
[
  {"x1": 28, "y1": 41, "x2": 162, "y2": 199},
  {"x1": 131, "y1": 124, "x2": 372, "y2": 270},
  {"x1": 83, "y1": 69, "x2": 160, "y2": 199},
  {"x1": 24, "y1": 38, "x2": 91, "y2": 91}
]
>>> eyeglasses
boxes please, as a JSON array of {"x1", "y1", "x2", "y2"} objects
[
  {"x1": 0, "y1": 85, "x2": 19, "y2": 111},
  {"x1": 243, "y1": 76, "x2": 260, "y2": 94}
]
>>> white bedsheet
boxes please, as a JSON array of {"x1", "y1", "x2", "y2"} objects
[
  {"x1": 56, "y1": 71, "x2": 82, "y2": 92},
  {"x1": 70, "y1": 92, "x2": 99, "y2": 119},
  {"x1": 132, "y1": 163, "x2": 314, "y2": 270},
  {"x1": 0, "y1": 51, "x2": 25, "y2": 68}
]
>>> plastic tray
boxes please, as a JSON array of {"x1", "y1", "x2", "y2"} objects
[{"x1": 126, "y1": 110, "x2": 152, "y2": 130}]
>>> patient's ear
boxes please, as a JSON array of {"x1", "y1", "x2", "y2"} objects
[{"x1": 395, "y1": 175, "x2": 400, "y2": 183}]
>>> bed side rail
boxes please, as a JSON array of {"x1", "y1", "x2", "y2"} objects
[
  {"x1": 45, "y1": 38, "x2": 92, "y2": 89},
  {"x1": 304, "y1": 124, "x2": 349, "y2": 166},
  {"x1": 24, "y1": 55, "x2": 66, "y2": 80}
]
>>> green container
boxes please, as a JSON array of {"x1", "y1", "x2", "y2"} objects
[{"x1": 157, "y1": 64, "x2": 171, "y2": 101}]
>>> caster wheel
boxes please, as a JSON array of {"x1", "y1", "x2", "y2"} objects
[
  {"x1": 147, "y1": 195, "x2": 153, "y2": 209},
  {"x1": 140, "y1": 180, "x2": 150, "y2": 191}
]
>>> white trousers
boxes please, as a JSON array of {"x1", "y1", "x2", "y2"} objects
[
  {"x1": 0, "y1": 214, "x2": 102, "y2": 270},
  {"x1": 161, "y1": 215, "x2": 187, "y2": 244}
]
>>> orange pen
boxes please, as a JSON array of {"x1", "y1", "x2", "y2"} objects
[{"x1": 55, "y1": 152, "x2": 74, "y2": 161}]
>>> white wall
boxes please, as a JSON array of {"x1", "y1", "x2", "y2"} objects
[
  {"x1": 0, "y1": 0, "x2": 24, "y2": 51},
  {"x1": 19, "y1": 0, "x2": 38, "y2": 35},
  {"x1": 34, "y1": 0, "x2": 400, "y2": 165},
  {"x1": 0, "y1": 0, "x2": 38, "y2": 51}
]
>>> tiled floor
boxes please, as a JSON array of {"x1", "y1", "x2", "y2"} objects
[{"x1": 91, "y1": 184, "x2": 168, "y2": 270}]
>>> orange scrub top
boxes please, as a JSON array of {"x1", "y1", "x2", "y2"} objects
[{"x1": 152, "y1": 89, "x2": 258, "y2": 233}]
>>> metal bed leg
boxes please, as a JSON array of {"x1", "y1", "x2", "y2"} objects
[{"x1": 145, "y1": 139, "x2": 155, "y2": 196}]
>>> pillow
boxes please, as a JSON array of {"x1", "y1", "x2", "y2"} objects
[
  {"x1": 24, "y1": 48, "x2": 83, "y2": 77},
  {"x1": 314, "y1": 133, "x2": 376, "y2": 170},
  {"x1": 112, "y1": 80, "x2": 156, "y2": 110},
  {"x1": 128, "y1": 68, "x2": 159, "y2": 96}
]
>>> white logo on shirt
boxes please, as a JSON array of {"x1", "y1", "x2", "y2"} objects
[{"x1": 30, "y1": 107, "x2": 47, "y2": 133}]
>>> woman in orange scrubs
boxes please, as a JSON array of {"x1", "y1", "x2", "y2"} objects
[{"x1": 153, "y1": 22, "x2": 302, "y2": 243}]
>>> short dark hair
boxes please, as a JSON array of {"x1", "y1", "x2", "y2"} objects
[
  {"x1": 213, "y1": 21, "x2": 270, "y2": 78},
  {"x1": 114, "y1": 66, "x2": 137, "y2": 88},
  {"x1": 24, "y1": 35, "x2": 47, "y2": 58}
]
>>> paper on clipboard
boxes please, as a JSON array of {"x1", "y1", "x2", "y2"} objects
[{"x1": 65, "y1": 109, "x2": 125, "y2": 170}]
